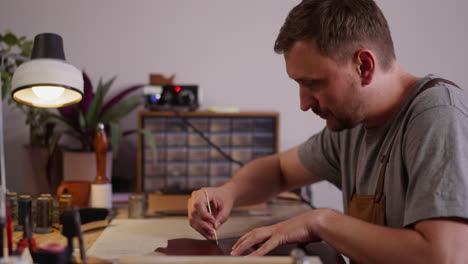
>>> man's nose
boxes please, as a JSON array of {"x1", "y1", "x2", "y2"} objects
[{"x1": 299, "y1": 86, "x2": 318, "y2": 111}]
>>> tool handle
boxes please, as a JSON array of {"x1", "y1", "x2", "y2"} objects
[
  {"x1": 14, "y1": 239, "x2": 28, "y2": 256},
  {"x1": 6, "y1": 202, "x2": 13, "y2": 255},
  {"x1": 203, "y1": 190, "x2": 218, "y2": 244},
  {"x1": 0, "y1": 222, "x2": 3, "y2": 258},
  {"x1": 29, "y1": 238, "x2": 37, "y2": 251},
  {"x1": 94, "y1": 123, "x2": 109, "y2": 184}
]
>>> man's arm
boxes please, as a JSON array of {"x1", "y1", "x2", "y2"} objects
[
  {"x1": 232, "y1": 208, "x2": 468, "y2": 264},
  {"x1": 316, "y1": 210, "x2": 468, "y2": 264},
  {"x1": 188, "y1": 146, "x2": 321, "y2": 238},
  {"x1": 224, "y1": 146, "x2": 322, "y2": 207}
]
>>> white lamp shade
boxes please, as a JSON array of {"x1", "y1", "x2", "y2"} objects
[{"x1": 11, "y1": 58, "x2": 83, "y2": 108}]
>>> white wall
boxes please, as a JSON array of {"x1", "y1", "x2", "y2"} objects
[{"x1": 1, "y1": 0, "x2": 467, "y2": 211}]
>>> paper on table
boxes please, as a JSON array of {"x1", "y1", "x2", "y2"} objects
[{"x1": 87, "y1": 216, "x2": 275, "y2": 260}]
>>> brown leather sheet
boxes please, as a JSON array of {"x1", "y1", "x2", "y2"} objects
[{"x1": 154, "y1": 238, "x2": 345, "y2": 264}]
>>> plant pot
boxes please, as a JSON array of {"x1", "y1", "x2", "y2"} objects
[
  {"x1": 63, "y1": 151, "x2": 113, "y2": 182},
  {"x1": 22, "y1": 146, "x2": 62, "y2": 196}
]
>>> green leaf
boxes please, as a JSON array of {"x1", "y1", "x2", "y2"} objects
[
  {"x1": 85, "y1": 76, "x2": 116, "y2": 130},
  {"x1": 3, "y1": 32, "x2": 18, "y2": 46},
  {"x1": 20, "y1": 41, "x2": 33, "y2": 57},
  {"x1": 1, "y1": 71, "x2": 11, "y2": 100},
  {"x1": 48, "y1": 130, "x2": 63, "y2": 153},
  {"x1": 141, "y1": 129, "x2": 158, "y2": 164},
  {"x1": 84, "y1": 79, "x2": 103, "y2": 129},
  {"x1": 48, "y1": 114, "x2": 82, "y2": 138},
  {"x1": 79, "y1": 111, "x2": 86, "y2": 131},
  {"x1": 1, "y1": 31, "x2": 32, "y2": 105},
  {"x1": 100, "y1": 94, "x2": 142, "y2": 124},
  {"x1": 109, "y1": 122, "x2": 122, "y2": 157},
  {"x1": 100, "y1": 76, "x2": 116, "y2": 98}
]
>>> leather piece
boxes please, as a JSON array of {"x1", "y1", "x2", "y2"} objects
[
  {"x1": 154, "y1": 237, "x2": 296, "y2": 256},
  {"x1": 154, "y1": 238, "x2": 225, "y2": 256},
  {"x1": 154, "y1": 237, "x2": 346, "y2": 264}
]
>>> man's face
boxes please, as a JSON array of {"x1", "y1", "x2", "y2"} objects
[{"x1": 285, "y1": 40, "x2": 366, "y2": 131}]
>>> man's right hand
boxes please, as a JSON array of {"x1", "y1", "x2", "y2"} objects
[{"x1": 188, "y1": 186, "x2": 235, "y2": 239}]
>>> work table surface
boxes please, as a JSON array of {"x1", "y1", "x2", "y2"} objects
[
  {"x1": 13, "y1": 197, "x2": 311, "y2": 250},
  {"x1": 12, "y1": 197, "x2": 344, "y2": 263}
]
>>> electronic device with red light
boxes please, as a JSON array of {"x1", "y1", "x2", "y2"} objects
[{"x1": 144, "y1": 84, "x2": 199, "y2": 111}]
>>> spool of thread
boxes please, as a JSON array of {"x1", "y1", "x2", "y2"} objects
[
  {"x1": 58, "y1": 194, "x2": 73, "y2": 218},
  {"x1": 17, "y1": 195, "x2": 32, "y2": 231},
  {"x1": 128, "y1": 194, "x2": 145, "y2": 218},
  {"x1": 90, "y1": 184, "x2": 112, "y2": 209},
  {"x1": 35, "y1": 197, "x2": 52, "y2": 233},
  {"x1": 6, "y1": 192, "x2": 18, "y2": 228},
  {"x1": 39, "y1": 194, "x2": 54, "y2": 227}
]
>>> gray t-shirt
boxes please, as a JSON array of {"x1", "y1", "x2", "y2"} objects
[{"x1": 298, "y1": 75, "x2": 468, "y2": 228}]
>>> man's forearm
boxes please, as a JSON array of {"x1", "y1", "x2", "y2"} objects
[
  {"x1": 313, "y1": 209, "x2": 449, "y2": 264},
  {"x1": 223, "y1": 154, "x2": 286, "y2": 207}
]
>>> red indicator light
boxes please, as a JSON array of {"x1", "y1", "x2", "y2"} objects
[{"x1": 174, "y1": 86, "x2": 182, "y2": 93}]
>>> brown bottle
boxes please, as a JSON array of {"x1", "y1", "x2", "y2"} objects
[{"x1": 94, "y1": 123, "x2": 109, "y2": 184}]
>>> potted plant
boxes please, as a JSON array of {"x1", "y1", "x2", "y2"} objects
[
  {"x1": 51, "y1": 72, "x2": 156, "y2": 185},
  {"x1": 1, "y1": 30, "x2": 62, "y2": 194}
]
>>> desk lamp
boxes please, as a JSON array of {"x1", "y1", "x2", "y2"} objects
[
  {"x1": 11, "y1": 33, "x2": 83, "y2": 108},
  {"x1": 0, "y1": 32, "x2": 83, "y2": 258}
]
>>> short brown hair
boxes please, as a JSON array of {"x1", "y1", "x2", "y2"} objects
[{"x1": 274, "y1": 0, "x2": 396, "y2": 71}]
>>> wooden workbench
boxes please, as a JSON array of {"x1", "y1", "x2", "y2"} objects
[{"x1": 13, "y1": 197, "x2": 344, "y2": 264}]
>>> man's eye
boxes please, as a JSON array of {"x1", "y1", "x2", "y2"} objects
[{"x1": 303, "y1": 81, "x2": 320, "y2": 89}]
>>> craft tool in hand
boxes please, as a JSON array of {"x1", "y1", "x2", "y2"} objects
[{"x1": 203, "y1": 190, "x2": 218, "y2": 244}]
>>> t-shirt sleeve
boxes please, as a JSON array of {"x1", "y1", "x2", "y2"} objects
[
  {"x1": 403, "y1": 105, "x2": 468, "y2": 226},
  {"x1": 298, "y1": 128, "x2": 342, "y2": 189}
]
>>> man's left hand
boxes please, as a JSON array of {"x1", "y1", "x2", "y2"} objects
[{"x1": 230, "y1": 209, "x2": 323, "y2": 256}]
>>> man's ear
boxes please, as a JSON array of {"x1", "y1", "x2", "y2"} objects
[{"x1": 354, "y1": 49, "x2": 375, "y2": 86}]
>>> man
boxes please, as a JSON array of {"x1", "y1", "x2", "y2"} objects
[{"x1": 188, "y1": 0, "x2": 468, "y2": 263}]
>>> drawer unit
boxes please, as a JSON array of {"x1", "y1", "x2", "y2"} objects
[{"x1": 137, "y1": 111, "x2": 279, "y2": 193}]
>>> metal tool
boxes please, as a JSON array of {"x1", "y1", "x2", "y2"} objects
[{"x1": 203, "y1": 190, "x2": 218, "y2": 244}]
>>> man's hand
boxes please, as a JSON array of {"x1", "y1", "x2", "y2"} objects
[
  {"x1": 230, "y1": 210, "x2": 323, "y2": 256},
  {"x1": 188, "y1": 187, "x2": 235, "y2": 239}
]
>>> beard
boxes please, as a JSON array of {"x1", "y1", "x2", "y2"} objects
[
  {"x1": 326, "y1": 114, "x2": 357, "y2": 132},
  {"x1": 314, "y1": 79, "x2": 364, "y2": 132},
  {"x1": 312, "y1": 107, "x2": 356, "y2": 131}
]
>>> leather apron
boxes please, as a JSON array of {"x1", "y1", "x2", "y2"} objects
[{"x1": 347, "y1": 78, "x2": 460, "y2": 262}]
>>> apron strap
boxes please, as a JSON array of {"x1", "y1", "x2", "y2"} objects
[{"x1": 353, "y1": 77, "x2": 460, "y2": 201}]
